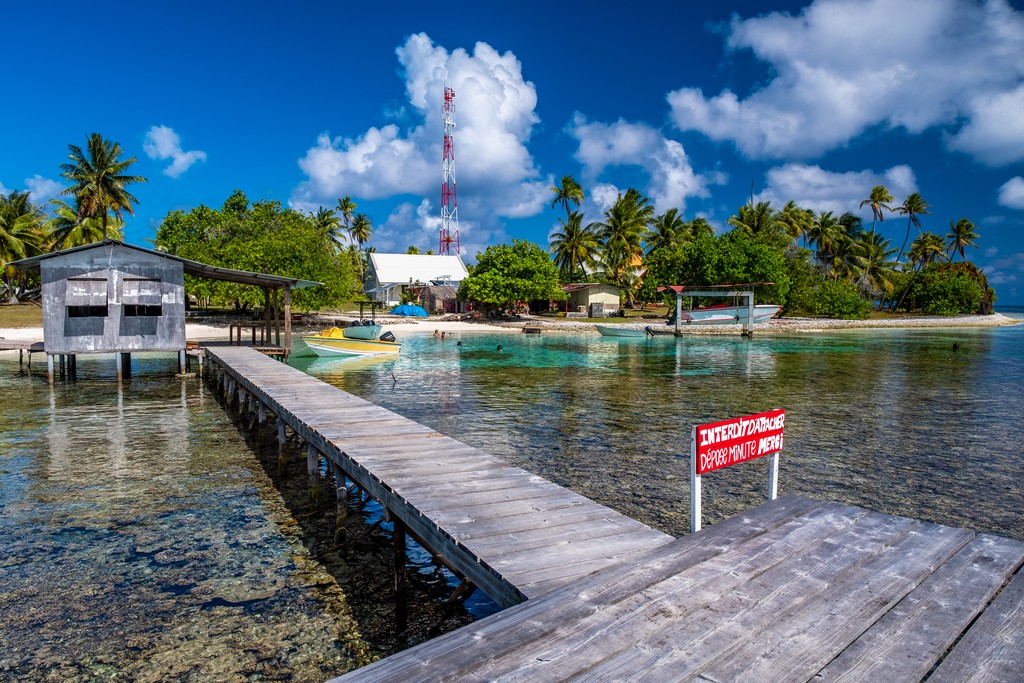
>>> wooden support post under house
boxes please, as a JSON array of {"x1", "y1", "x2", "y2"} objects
[
  {"x1": 329, "y1": 461, "x2": 348, "y2": 548},
  {"x1": 277, "y1": 420, "x2": 288, "y2": 468},
  {"x1": 283, "y1": 286, "x2": 292, "y2": 356},
  {"x1": 307, "y1": 443, "x2": 321, "y2": 501},
  {"x1": 393, "y1": 517, "x2": 408, "y2": 634},
  {"x1": 47, "y1": 354, "x2": 54, "y2": 383}
]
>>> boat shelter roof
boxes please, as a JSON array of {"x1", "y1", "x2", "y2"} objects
[
  {"x1": 658, "y1": 282, "x2": 774, "y2": 294},
  {"x1": 11, "y1": 239, "x2": 321, "y2": 290}
]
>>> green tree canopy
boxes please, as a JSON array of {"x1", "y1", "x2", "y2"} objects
[
  {"x1": 155, "y1": 191, "x2": 360, "y2": 310},
  {"x1": 458, "y1": 239, "x2": 564, "y2": 310},
  {"x1": 639, "y1": 232, "x2": 790, "y2": 307}
]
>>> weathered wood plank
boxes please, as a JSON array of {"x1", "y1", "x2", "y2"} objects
[
  {"x1": 929, "y1": 559, "x2": 1024, "y2": 683},
  {"x1": 679, "y1": 520, "x2": 973, "y2": 682},
  {"x1": 329, "y1": 497, "x2": 847, "y2": 683},
  {"x1": 326, "y1": 496, "x2": 837, "y2": 682},
  {"x1": 816, "y1": 533, "x2": 1024, "y2": 682},
  {"x1": 466, "y1": 505, "x2": 893, "y2": 682}
]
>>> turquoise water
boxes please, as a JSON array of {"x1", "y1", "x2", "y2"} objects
[
  {"x1": 2, "y1": 317, "x2": 1023, "y2": 679},
  {"x1": 294, "y1": 318, "x2": 1024, "y2": 539}
]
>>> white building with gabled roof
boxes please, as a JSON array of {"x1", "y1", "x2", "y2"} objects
[{"x1": 364, "y1": 253, "x2": 469, "y2": 306}]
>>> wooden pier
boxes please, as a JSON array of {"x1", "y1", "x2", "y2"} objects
[
  {"x1": 203, "y1": 346, "x2": 1024, "y2": 682},
  {"x1": 204, "y1": 345, "x2": 671, "y2": 608}
]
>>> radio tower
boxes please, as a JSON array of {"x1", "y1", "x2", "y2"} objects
[{"x1": 439, "y1": 84, "x2": 460, "y2": 255}]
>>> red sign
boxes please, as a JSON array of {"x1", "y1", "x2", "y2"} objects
[{"x1": 694, "y1": 409, "x2": 785, "y2": 475}]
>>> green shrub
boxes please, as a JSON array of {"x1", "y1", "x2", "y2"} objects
[
  {"x1": 814, "y1": 280, "x2": 870, "y2": 319},
  {"x1": 908, "y1": 267, "x2": 984, "y2": 315}
]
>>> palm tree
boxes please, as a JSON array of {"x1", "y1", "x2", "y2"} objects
[
  {"x1": 837, "y1": 212, "x2": 865, "y2": 240},
  {"x1": 49, "y1": 198, "x2": 123, "y2": 250},
  {"x1": 310, "y1": 206, "x2": 344, "y2": 251},
  {"x1": 908, "y1": 231, "x2": 947, "y2": 269},
  {"x1": 350, "y1": 213, "x2": 373, "y2": 250},
  {"x1": 859, "y1": 185, "x2": 894, "y2": 232},
  {"x1": 946, "y1": 218, "x2": 979, "y2": 261},
  {"x1": 727, "y1": 201, "x2": 777, "y2": 237},
  {"x1": 550, "y1": 175, "x2": 584, "y2": 222},
  {"x1": 550, "y1": 211, "x2": 600, "y2": 280},
  {"x1": 894, "y1": 193, "x2": 930, "y2": 266},
  {"x1": 688, "y1": 217, "x2": 715, "y2": 240},
  {"x1": 806, "y1": 211, "x2": 843, "y2": 273},
  {"x1": 594, "y1": 189, "x2": 653, "y2": 291},
  {"x1": 336, "y1": 195, "x2": 357, "y2": 241},
  {"x1": 855, "y1": 231, "x2": 898, "y2": 300},
  {"x1": 0, "y1": 191, "x2": 47, "y2": 301},
  {"x1": 59, "y1": 133, "x2": 146, "y2": 239},
  {"x1": 644, "y1": 208, "x2": 688, "y2": 254},
  {"x1": 777, "y1": 200, "x2": 813, "y2": 246},
  {"x1": 829, "y1": 233, "x2": 866, "y2": 283}
]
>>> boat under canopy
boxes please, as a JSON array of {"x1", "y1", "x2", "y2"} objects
[{"x1": 301, "y1": 327, "x2": 400, "y2": 357}]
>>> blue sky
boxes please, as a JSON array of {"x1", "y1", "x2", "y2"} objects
[{"x1": 4, "y1": 0, "x2": 1024, "y2": 302}]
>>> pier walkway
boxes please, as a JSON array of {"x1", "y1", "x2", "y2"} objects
[
  {"x1": 204, "y1": 346, "x2": 672, "y2": 607},
  {"x1": 204, "y1": 347, "x2": 1024, "y2": 682}
]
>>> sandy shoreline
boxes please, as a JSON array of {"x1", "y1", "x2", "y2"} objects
[{"x1": 0, "y1": 313, "x2": 1018, "y2": 344}]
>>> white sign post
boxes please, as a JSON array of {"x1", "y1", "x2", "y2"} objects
[{"x1": 690, "y1": 408, "x2": 785, "y2": 533}]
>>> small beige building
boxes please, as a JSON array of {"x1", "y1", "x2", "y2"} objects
[{"x1": 562, "y1": 283, "x2": 621, "y2": 317}]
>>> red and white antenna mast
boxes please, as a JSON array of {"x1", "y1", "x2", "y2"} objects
[{"x1": 440, "y1": 83, "x2": 460, "y2": 255}]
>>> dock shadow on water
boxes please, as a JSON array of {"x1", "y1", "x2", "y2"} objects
[{"x1": 0, "y1": 354, "x2": 479, "y2": 681}]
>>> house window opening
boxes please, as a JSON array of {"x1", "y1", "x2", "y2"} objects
[
  {"x1": 67, "y1": 305, "x2": 109, "y2": 318},
  {"x1": 124, "y1": 304, "x2": 163, "y2": 317}
]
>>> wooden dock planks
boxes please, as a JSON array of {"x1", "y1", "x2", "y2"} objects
[
  {"x1": 204, "y1": 347, "x2": 1024, "y2": 682},
  {"x1": 332, "y1": 496, "x2": 1024, "y2": 683},
  {"x1": 204, "y1": 346, "x2": 672, "y2": 609}
]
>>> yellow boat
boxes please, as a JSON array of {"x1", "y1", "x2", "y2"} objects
[{"x1": 300, "y1": 327, "x2": 400, "y2": 357}]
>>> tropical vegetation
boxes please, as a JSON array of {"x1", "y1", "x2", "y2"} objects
[
  {"x1": 458, "y1": 240, "x2": 563, "y2": 313},
  {"x1": 155, "y1": 190, "x2": 362, "y2": 310},
  {"x1": 539, "y1": 178, "x2": 992, "y2": 318}
]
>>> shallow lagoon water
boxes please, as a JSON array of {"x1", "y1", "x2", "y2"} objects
[
  {"x1": 2, "y1": 317, "x2": 1023, "y2": 679},
  {"x1": 294, "y1": 319, "x2": 1024, "y2": 541},
  {"x1": 0, "y1": 359, "x2": 367, "y2": 681}
]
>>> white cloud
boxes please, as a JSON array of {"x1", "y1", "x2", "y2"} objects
[
  {"x1": 668, "y1": 0, "x2": 1024, "y2": 164},
  {"x1": 291, "y1": 33, "x2": 548, "y2": 232},
  {"x1": 0, "y1": 181, "x2": 10, "y2": 195},
  {"x1": 143, "y1": 125, "x2": 207, "y2": 178},
  {"x1": 984, "y1": 252, "x2": 1024, "y2": 286},
  {"x1": 568, "y1": 114, "x2": 722, "y2": 214},
  {"x1": 985, "y1": 246, "x2": 999, "y2": 257},
  {"x1": 24, "y1": 175, "x2": 64, "y2": 204},
  {"x1": 756, "y1": 163, "x2": 918, "y2": 218},
  {"x1": 947, "y1": 84, "x2": 1024, "y2": 165},
  {"x1": 998, "y1": 176, "x2": 1024, "y2": 209}
]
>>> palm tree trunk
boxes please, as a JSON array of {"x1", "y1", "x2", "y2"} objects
[{"x1": 896, "y1": 217, "x2": 911, "y2": 265}]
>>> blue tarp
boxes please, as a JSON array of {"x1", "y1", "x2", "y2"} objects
[{"x1": 391, "y1": 304, "x2": 429, "y2": 317}]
